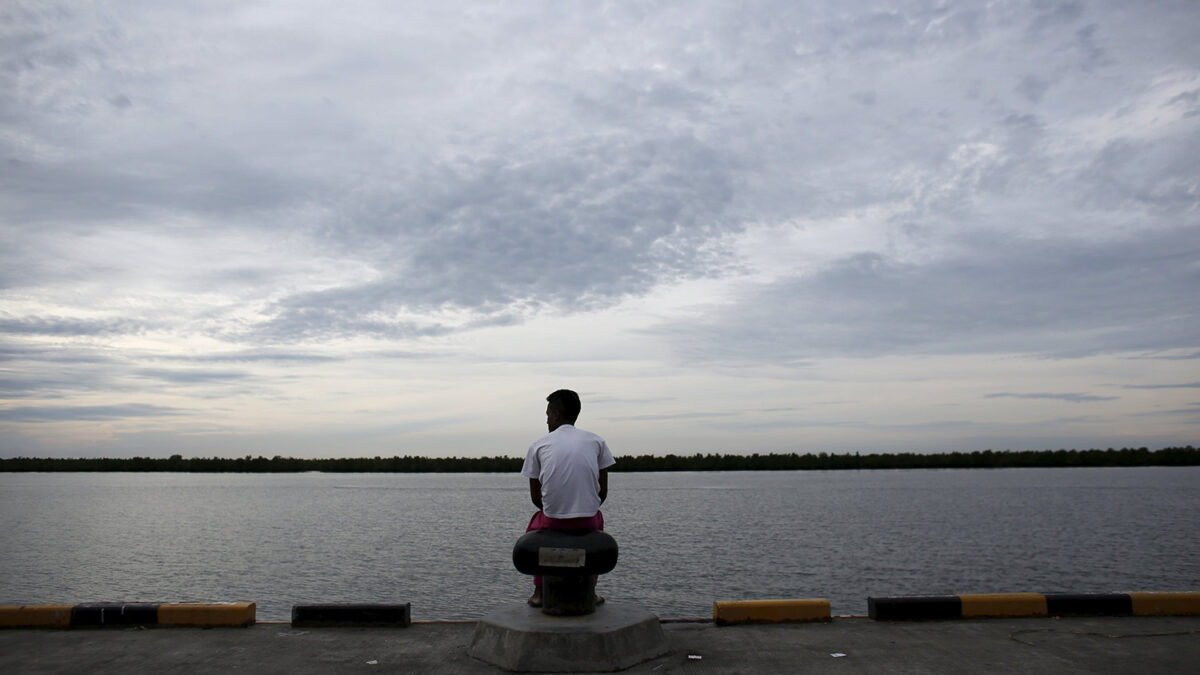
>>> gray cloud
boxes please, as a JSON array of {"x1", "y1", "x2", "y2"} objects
[
  {"x1": 1123, "y1": 382, "x2": 1200, "y2": 390},
  {"x1": 0, "y1": 403, "x2": 184, "y2": 422},
  {"x1": 607, "y1": 412, "x2": 739, "y2": 422},
  {"x1": 851, "y1": 91, "x2": 878, "y2": 106},
  {"x1": 0, "y1": 342, "x2": 124, "y2": 400},
  {"x1": 1131, "y1": 405, "x2": 1200, "y2": 420},
  {"x1": 985, "y1": 393, "x2": 1118, "y2": 403},
  {"x1": 252, "y1": 133, "x2": 739, "y2": 341},
  {"x1": 0, "y1": 343, "x2": 116, "y2": 364},
  {"x1": 1016, "y1": 75, "x2": 1050, "y2": 103},
  {"x1": 1073, "y1": 24, "x2": 1109, "y2": 71},
  {"x1": 1081, "y1": 138, "x2": 1200, "y2": 211},
  {"x1": 657, "y1": 227, "x2": 1200, "y2": 362},
  {"x1": 0, "y1": 343, "x2": 265, "y2": 401},
  {"x1": 1125, "y1": 352, "x2": 1200, "y2": 361},
  {"x1": 0, "y1": 316, "x2": 148, "y2": 337},
  {"x1": 0, "y1": 372, "x2": 105, "y2": 400},
  {"x1": 132, "y1": 369, "x2": 251, "y2": 385},
  {"x1": 0, "y1": 378, "x2": 63, "y2": 400},
  {"x1": 166, "y1": 350, "x2": 342, "y2": 364},
  {"x1": 1025, "y1": 1, "x2": 1084, "y2": 39},
  {"x1": 0, "y1": 144, "x2": 302, "y2": 226}
]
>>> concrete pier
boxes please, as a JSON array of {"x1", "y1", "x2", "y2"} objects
[
  {"x1": 3, "y1": 616, "x2": 1198, "y2": 673},
  {"x1": 469, "y1": 602, "x2": 668, "y2": 671}
]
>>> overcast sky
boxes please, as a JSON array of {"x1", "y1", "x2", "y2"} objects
[{"x1": 2, "y1": 1, "x2": 1198, "y2": 459}]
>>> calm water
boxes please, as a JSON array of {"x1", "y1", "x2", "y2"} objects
[{"x1": 1, "y1": 468, "x2": 1197, "y2": 621}]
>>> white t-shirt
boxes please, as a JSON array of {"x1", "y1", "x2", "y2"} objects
[{"x1": 521, "y1": 424, "x2": 616, "y2": 519}]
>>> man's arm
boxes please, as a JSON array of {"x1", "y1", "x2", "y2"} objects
[
  {"x1": 598, "y1": 469, "x2": 608, "y2": 504},
  {"x1": 528, "y1": 478, "x2": 543, "y2": 510}
]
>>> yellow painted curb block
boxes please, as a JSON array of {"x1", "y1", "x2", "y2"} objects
[
  {"x1": 1129, "y1": 592, "x2": 1200, "y2": 616},
  {"x1": 158, "y1": 602, "x2": 256, "y2": 627},
  {"x1": 0, "y1": 605, "x2": 74, "y2": 628},
  {"x1": 713, "y1": 599, "x2": 831, "y2": 625},
  {"x1": 959, "y1": 593, "x2": 1048, "y2": 618}
]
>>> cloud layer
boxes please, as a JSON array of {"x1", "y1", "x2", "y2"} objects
[{"x1": 2, "y1": 1, "x2": 1198, "y2": 456}]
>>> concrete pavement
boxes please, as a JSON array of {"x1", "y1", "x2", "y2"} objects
[{"x1": 2, "y1": 615, "x2": 1198, "y2": 673}]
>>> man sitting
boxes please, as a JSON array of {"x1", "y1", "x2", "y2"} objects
[{"x1": 520, "y1": 389, "x2": 616, "y2": 607}]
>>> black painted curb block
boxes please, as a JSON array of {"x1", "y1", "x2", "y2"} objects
[
  {"x1": 72, "y1": 603, "x2": 159, "y2": 626},
  {"x1": 291, "y1": 603, "x2": 412, "y2": 627},
  {"x1": 1044, "y1": 593, "x2": 1132, "y2": 616},
  {"x1": 868, "y1": 596, "x2": 961, "y2": 621}
]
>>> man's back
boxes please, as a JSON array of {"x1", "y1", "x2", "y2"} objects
[{"x1": 522, "y1": 424, "x2": 615, "y2": 519}]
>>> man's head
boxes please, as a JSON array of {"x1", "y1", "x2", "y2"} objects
[{"x1": 545, "y1": 389, "x2": 581, "y2": 431}]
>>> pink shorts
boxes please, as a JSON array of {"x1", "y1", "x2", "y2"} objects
[
  {"x1": 526, "y1": 510, "x2": 604, "y2": 533},
  {"x1": 525, "y1": 510, "x2": 604, "y2": 587}
]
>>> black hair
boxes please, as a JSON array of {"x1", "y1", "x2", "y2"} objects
[{"x1": 546, "y1": 389, "x2": 581, "y2": 424}]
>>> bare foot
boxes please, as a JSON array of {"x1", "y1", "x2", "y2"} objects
[
  {"x1": 527, "y1": 587, "x2": 543, "y2": 607},
  {"x1": 595, "y1": 595, "x2": 605, "y2": 605}
]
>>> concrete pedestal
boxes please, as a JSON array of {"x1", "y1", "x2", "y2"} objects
[{"x1": 468, "y1": 602, "x2": 669, "y2": 672}]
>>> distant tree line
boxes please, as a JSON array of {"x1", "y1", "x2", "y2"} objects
[
  {"x1": 613, "y1": 446, "x2": 1200, "y2": 471},
  {"x1": 0, "y1": 446, "x2": 1196, "y2": 473},
  {"x1": 0, "y1": 454, "x2": 522, "y2": 473}
]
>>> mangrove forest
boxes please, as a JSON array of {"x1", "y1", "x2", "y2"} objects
[{"x1": 0, "y1": 446, "x2": 1196, "y2": 473}]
